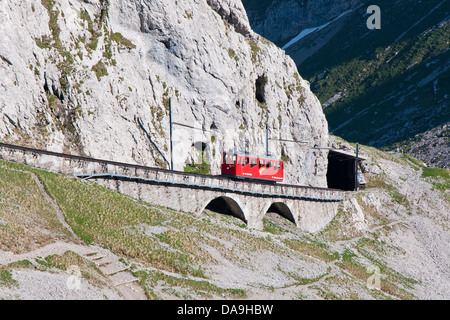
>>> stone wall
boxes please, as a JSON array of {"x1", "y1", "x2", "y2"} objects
[{"x1": 0, "y1": 143, "x2": 344, "y2": 232}]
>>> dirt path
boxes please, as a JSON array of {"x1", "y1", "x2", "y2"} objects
[
  {"x1": 0, "y1": 167, "x2": 147, "y2": 300},
  {"x1": 0, "y1": 241, "x2": 147, "y2": 300},
  {"x1": 29, "y1": 172, "x2": 80, "y2": 240}
]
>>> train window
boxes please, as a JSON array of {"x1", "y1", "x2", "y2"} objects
[
  {"x1": 259, "y1": 159, "x2": 265, "y2": 167},
  {"x1": 251, "y1": 158, "x2": 257, "y2": 167},
  {"x1": 244, "y1": 157, "x2": 249, "y2": 166},
  {"x1": 237, "y1": 157, "x2": 242, "y2": 165},
  {"x1": 232, "y1": 155, "x2": 236, "y2": 163},
  {"x1": 267, "y1": 161, "x2": 271, "y2": 168},
  {"x1": 223, "y1": 154, "x2": 227, "y2": 163},
  {"x1": 274, "y1": 162, "x2": 280, "y2": 170},
  {"x1": 225, "y1": 154, "x2": 234, "y2": 164}
]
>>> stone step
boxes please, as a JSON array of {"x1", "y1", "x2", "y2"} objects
[
  {"x1": 85, "y1": 251, "x2": 115, "y2": 265},
  {"x1": 85, "y1": 251, "x2": 130, "y2": 275},
  {"x1": 99, "y1": 261, "x2": 129, "y2": 276},
  {"x1": 109, "y1": 271, "x2": 139, "y2": 286},
  {"x1": 115, "y1": 282, "x2": 147, "y2": 300},
  {"x1": 84, "y1": 252, "x2": 107, "y2": 262},
  {"x1": 94, "y1": 257, "x2": 115, "y2": 267}
]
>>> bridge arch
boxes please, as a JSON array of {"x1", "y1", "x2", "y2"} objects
[
  {"x1": 202, "y1": 195, "x2": 247, "y2": 224},
  {"x1": 264, "y1": 201, "x2": 296, "y2": 225}
]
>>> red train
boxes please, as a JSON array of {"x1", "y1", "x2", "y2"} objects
[{"x1": 221, "y1": 150, "x2": 284, "y2": 182}]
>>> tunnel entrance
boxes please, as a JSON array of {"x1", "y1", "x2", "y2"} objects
[
  {"x1": 205, "y1": 196, "x2": 247, "y2": 224},
  {"x1": 327, "y1": 149, "x2": 366, "y2": 191}
]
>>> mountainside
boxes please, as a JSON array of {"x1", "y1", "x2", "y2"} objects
[
  {"x1": 1, "y1": 139, "x2": 449, "y2": 300},
  {"x1": 243, "y1": 0, "x2": 362, "y2": 48},
  {"x1": 0, "y1": 0, "x2": 328, "y2": 187},
  {"x1": 1, "y1": 0, "x2": 449, "y2": 301},
  {"x1": 243, "y1": 0, "x2": 450, "y2": 167},
  {"x1": 388, "y1": 122, "x2": 450, "y2": 169}
]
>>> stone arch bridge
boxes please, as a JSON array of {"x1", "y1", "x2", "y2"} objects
[{"x1": 0, "y1": 143, "x2": 345, "y2": 232}]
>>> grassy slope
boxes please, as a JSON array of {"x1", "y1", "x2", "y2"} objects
[
  {"x1": 1, "y1": 154, "x2": 449, "y2": 299},
  {"x1": 0, "y1": 165, "x2": 72, "y2": 253},
  {"x1": 298, "y1": 0, "x2": 450, "y2": 147}
]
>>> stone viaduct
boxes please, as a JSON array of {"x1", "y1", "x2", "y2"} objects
[{"x1": 0, "y1": 143, "x2": 346, "y2": 233}]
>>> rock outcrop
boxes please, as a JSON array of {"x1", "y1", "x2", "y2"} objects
[
  {"x1": 0, "y1": 0, "x2": 329, "y2": 187},
  {"x1": 392, "y1": 122, "x2": 450, "y2": 169}
]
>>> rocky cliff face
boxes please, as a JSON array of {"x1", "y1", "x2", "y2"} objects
[
  {"x1": 0, "y1": 0, "x2": 329, "y2": 187},
  {"x1": 390, "y1": 122, "x2": 450, "y2": 169}
]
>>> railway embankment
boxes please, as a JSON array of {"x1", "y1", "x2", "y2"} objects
[
  {"x1": 1, "y1": 138, "x2": 449, "y2": 300},
  {"x1": 0, "y1": 142, "x2": 345, "y2": 233}
]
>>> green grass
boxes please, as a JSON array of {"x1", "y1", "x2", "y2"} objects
[
  {"x1": 110, "y1": 32, "x2": 136, "y2": 49},
  {"x1": 1, "y1": 159, "x2": 266, "y2": 298},
  {"x1": 0, "y1": 160, "x2": 208, "y2": 276},
  {"x1": 262, "y1": 218, "x2": 288, "y2": 234},
  {"x1": 2, "y1": 251, "x2": 111, "y2": 289},
  {"x1": 285, "y1": 267, "x2": 330, "y2": 286},
  {"x1": 183, "y1": 151, "x2": 211, "y2": 175},
  {"x1": 133, "y1": 269, "x2": 246, "y2": 300},
  {"x1": 284, "y1": 239, "x2": 340, "y2": 263},
  {"x1": 39, "y1": 0, "x2": 75, "y2": 91},
  {"x1": 183, "y1": 162, "x2": 211, "y2": 175},
  {"x1": 335, "y1": 249, "x2": 375, "y2": 287},
  {"x1": 41, "y1": 0, "x2": 61, "y2": 46},
  {"x1": 33, "y1": 170, "x2": 204, "y2": 275},
  {"x1": 389, "y1": 190, "x2": 411, "y2": 211},
  {"x1": 248, "y1": 40, "x2": 260, "y2": 62},
  {"x1": 0, "y1": 157, "x2": 429, "y2": 299},
  {"x1": 421, "y1": 167, "x2": 450, "y2": 198},
  {"x1": 92, "y1": 60, "x2": 108, "y2": 81},
  {"x1": 227, "y1": 48, "x2": 239, "y2": 61},
  {"x1": 421, "y1": 166, "x2": 450, "y2": 180},
  {"x1": 0, "y1": 160, "x2": 292, "y2": 283},
  {"x1": 0, "y1": 269, "x2": 18, "y2": 288},
  {"x1": 0, "y1": 163, "x2": 71, "y2": 253}
]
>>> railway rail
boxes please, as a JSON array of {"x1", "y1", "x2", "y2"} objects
[{"x1": 0, "y1": 142, "x2": 345, "y2": 202}]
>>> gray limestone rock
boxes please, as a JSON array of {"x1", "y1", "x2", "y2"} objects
[{"x1": 0, "y1": 0, "x2": 329, "y2": 187}]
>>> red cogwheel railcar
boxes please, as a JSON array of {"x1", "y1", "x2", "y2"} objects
[{"x1": 221, "y1": 150, "x2": 284, "y2": 182}]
